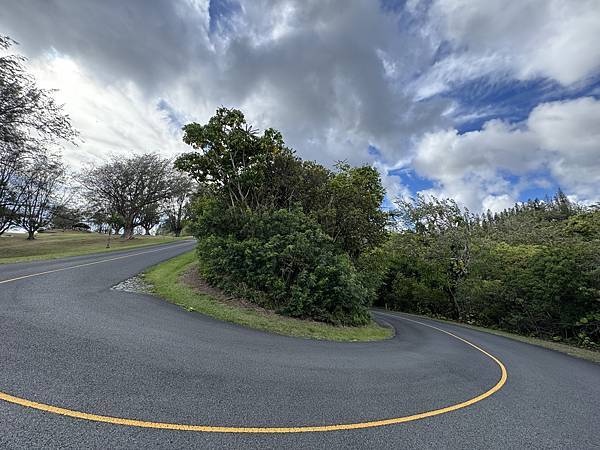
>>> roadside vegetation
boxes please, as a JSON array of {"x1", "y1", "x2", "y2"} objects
[
  {"x1": 0, "y1": 231, "x2": 187, "y2": 264},
  {"x1": 175, "y1": 108, "x2": 388, "y2": 327},
  {"x1": 171, "y1": 108, "x2": 599, "y2": 348},
  {"x1": 1, "y1": 35, "x2": 195, "y2": 243},
  {"x1": 379, "y1": 193, "x2": 600, "y2": 350},
  {"x1": 145, "y1": 251, "x2": 393, "y2": 341},
  {"x1": 2, "y1": 31, "x2": 598, "y2": 349}
]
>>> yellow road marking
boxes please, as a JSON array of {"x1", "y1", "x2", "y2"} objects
[
  {"x1": 0, "y1": 242, "x2": 194, "y2": 285},
  {"x1": 0, "y1": 310, "x2": 508, "y2": 433}
]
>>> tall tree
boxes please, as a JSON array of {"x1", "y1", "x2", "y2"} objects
[
  {"x1": 163, "y1": 173, "x2": 194, "y2": 237},
  {"x1": 0, "y1": 35, "x2": 76, "y2": 234},
  {"x1": 18, "y1": 154, "x2": 66, "y2": 239},
  {"x1": 139, "y1": 203, "x2": 161, "y2": 235},
  {"x1": 82, "y1": 154, "x2": 171, "y2": 239},
  {"x1": 395, "y1": 195, "x2": 474, "y2": 318},
  {"x1": 0, "y1": 144, "x2": 28, "y2": 234}
]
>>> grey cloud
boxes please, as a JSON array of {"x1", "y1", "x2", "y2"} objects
[
  {"x1": 1, "y1": 0, "x2": 211, "y2": 91},
  {"x1": 1, "y1": 0, "x2": 451, "y2": 168}
]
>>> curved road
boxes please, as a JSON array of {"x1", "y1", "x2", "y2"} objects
[{"x1": 0, "y1": 241, "x2": 598, "y2": 448}]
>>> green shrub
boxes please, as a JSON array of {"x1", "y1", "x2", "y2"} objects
[{"x1": 195, "y1": 208, "x2": 370, "y2": 326}]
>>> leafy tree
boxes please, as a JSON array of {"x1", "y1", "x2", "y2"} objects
[
  {"x1": 315, "y1": 163, "x2": 388, "y2": 261},
  {"x1": 139, "y1": 203, "x2": 161, "y2": 235},
  {"x1": 0, "y1": 36, "x2": 76, "y2": 148},
  {"x1": 378, "y1": 192, "x2": 600, "y2": 347},
  {"x1": 0, "y1": 36, "x2": 76, "y2": 234},
  {"x1": 82, "y1": 154, "x2": 171, "y2": 239},
  {"x1": 175, "y1": 108, "x2": 292, "y2": 211},
  {"x1": 50, "y1": 204, "x2": 84, "y2": 230},
  {"x1": 163, "y1": 173, "x2": 194, "y2": 236},
  {"x1": 176, "y1": 108, "x2": 389, "y2": 325},
  {"x1": 18, "y1": 153, "x2": 66, "y2": 239},
  {"x1": 394, "y1": 195, "x2": 474, "y2": 318}
]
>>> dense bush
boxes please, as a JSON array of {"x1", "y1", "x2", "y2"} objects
[
  {"x1": 377, "y1": 193, "x2": 600, "y2": 348},
  {"x1": 193, "y1": 207, "x2": 370, "y2": 325},
  {"x1": 176, "y1": 108, "x2": 387, "y2": 326}
]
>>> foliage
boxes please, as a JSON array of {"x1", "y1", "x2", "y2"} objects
[
  {"x1": 18, "y1": 153, "x2": 67, "y2": 239},
  {"x1": 162, "y1": 173, "x2": 194, "y2": 237},
  {"x1": 176, "y1": 108, "x2": 388, "y2": 325},
  {"x1": 378, "y1": 192, "x2": 600, "y2": 348},
  {"x1": 0, "y1": 36, "x2": 76, "y2": 236},
  {"x1": 193, "y1": 206, "x2": 370, "y2": 325},
  {"x1": 145, "y1": 251, "x2": 392, "y2": 341},
  {"x1": 50, "y1": 204, "x2": 84, "y2": 230},
  {"x1": 81, "y1": 153, "x2": 172, "y2": 239}
]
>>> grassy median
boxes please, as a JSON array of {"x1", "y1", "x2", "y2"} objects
[
  {"x1": 145, "y1": 251, "x2": 393, "y2": 342},
  {"x1": 0, "y1": 231, "x2": 188, "y2": 264}
]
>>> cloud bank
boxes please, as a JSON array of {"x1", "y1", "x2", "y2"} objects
[{"x1": 1, "y1": 0, "x2": 598, "y2": 210}]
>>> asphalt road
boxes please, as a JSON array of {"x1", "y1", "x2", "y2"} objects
[{"x1": 0, "y1": 241, "x2": 598, "y2": 449}]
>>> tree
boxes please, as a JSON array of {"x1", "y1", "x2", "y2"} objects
[
  {"x1": 50, "y1": 204, "x2": 84, "y2": 230},
  {"x1": 315, "y1": 163, "x2": 388, "y2": 261},
  {"x1": 378, "y1": 191, "x2": 600, "y2": 347},
  {"x1": 18, "y1": 154, "x2": 66, "y2": 239},
  {"x1": 175, "y1": 107, "x2": 294, "y2": 212},
  {"x1": 176, "y1": 108, "x2": 390, "y2": 325},
  {"x1": 81, "y1": 154, "x2": 171, "y2": 239},
  {"x1": 0, "y1": 144, "x2": 27, "y2": 234},
  {"x1": 163, "y1": 173, "x2": 193, "y2": 237},
  {"x1": 0, "y1": 35, "x2": 77, "y2": 235},
  {"x1": 0, "y1": 36, "x2": 76, "y2": 148},
  {"x1": 394, "y1": 195, "x2": 474, "y2": 319},
  {"x1": 139, "y1": 203, "x2": 161, "y2": 235}
]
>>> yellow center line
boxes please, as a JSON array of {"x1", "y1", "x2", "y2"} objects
[
  {"x1": 0, "y1": 308, "x2": 508, "y2": 433},
  {"x1": 0, "y1": 242, "x2": 195, "y2": 285}
]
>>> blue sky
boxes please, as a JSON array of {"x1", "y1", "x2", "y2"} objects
[{"x1": 1, "y1": 0, "x2": 598, "y2": 211}]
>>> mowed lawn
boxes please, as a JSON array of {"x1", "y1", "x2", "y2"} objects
[{"x1": 0, "y1": 231, "x2": 190, "y2": 264}]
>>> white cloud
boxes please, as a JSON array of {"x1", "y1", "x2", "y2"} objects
[
  {"x1": 29, "y1": 53, "x2": 188, "y2": 169},
  {"x1": 415, "y1": 0, "x2": 600, "y2": 97},
  {"x1": 1, "y1": 0, "x2": 598, "y2": 210},
  {"x1": 528, "y1": 97, "x2": 600, "y2": 199},
  {"x1": 410, "y1": 97, "x2": 600, "y2": 211},
  {"x1": 1, "y1": 0, "x2": 452, "y2": 171}
]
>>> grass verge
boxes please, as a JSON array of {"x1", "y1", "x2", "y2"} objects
[
  {"x1": 0, "y1": 231, "x2": 189, "y2": 264},
  {"x1": 378, "y1": 309, "x2": 600, "y2": 364},
  {"x1": 145, "y1": 251, "x2": 393, "y2": 342}
]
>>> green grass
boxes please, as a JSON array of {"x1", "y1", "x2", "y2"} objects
[
  {"x1": 145, "y1": 251, "x2": 393, "y2": 342},
  {"x1": 0, "y1": 231, "x2": 189, "y2": 264}
]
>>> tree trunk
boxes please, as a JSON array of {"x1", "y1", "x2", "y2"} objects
[
  {"x1": 27, "y1": 230, "x2": 35, "y2": 240},
  {"x1": 123, "y1": 222, "x2": 135, "y2": 240},
  {"x1": 449, "y1": 289, "x2": 462, "y2": 320},
  {"x1": 144, "y1": 227, "x2": 151, "y2": 236}
]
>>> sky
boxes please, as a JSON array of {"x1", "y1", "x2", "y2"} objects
[{"x1": 1, "y1": 0, "x2": 599, "y2": 212}]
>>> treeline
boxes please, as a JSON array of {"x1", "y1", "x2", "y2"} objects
[
  {"x1": 175, "y1": 108, "x2": 388, "y2": 326},
  {"x1": 81, "y1": 154, "x2": 194, "y2": 238},
  {"x1": 378, "y1": 192, "x2": 600, "y2": 348},
  {"x1": 1, "y1": 35, "x2": 194, "y2": 239}
]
